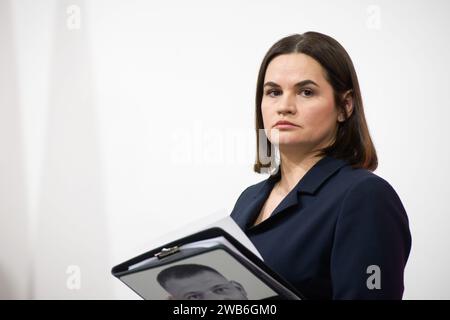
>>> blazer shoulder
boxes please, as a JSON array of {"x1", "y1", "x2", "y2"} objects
[
  {"x1": 335, "y1": 167, "x2": 408, "y2": 218},
  {"x1": 235, "y1": 178, "x2": 266, "y2": 202},
  {"x1": 342, "y1": 168, "x2": 401, "y2": 199},
  {"x1": 230, "y1": 177, "x2": 268, "y2": 218},
  {"x1": 337, "y1": 168, "x2": 409, "y2": 229}
]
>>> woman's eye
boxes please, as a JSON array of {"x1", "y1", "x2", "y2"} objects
[
  {"x1": 300, "y1": 88, "x2": 314, "y2": 97},
  {"x1": 265, "y1": 89, "x2": 314, "y2": 97},
  {"x1": 265, "y1": 89, "x2": 281, "y2": 97}
]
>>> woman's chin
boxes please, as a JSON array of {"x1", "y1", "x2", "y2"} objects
[{"x1": 277, "y1": 140, "x2": 305, "y2": 147}]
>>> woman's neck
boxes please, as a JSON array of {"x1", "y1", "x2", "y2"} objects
[{"x1": 276, "y1": 148, "x2": 325, "y2": 194}]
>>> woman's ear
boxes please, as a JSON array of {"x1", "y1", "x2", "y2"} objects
[{"x1": 338, "y1": 90, "x2": 354, "y2": 122}]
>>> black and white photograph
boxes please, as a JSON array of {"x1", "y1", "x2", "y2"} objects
[{"x1": 120, "y1": 248, "x2": 279, "y2": 300}]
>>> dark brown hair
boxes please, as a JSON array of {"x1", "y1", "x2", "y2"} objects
[{"x1": 254, "y1": 32, "x2": 377, "y2": 173}]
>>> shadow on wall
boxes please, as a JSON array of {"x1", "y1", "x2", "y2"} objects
[
  {"x1": 33, "y1": 0, "x2": 112, "y2": 298},
  {"x1": 0, "y1": 265, "x2": 12, "y2": 299},
  {"x1": 0, "y1": 0, "x2": 30, "y2": 300}
]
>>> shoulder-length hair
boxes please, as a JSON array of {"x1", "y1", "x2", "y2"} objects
[{"x1": 254, "y1": 32, "x2": 378, "y2": 173}]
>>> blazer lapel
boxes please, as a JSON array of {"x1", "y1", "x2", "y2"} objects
[{"x1": 243, "y1": 156, "x2": 348, "y2": 232}]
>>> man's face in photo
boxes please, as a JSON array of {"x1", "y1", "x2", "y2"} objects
[{"x1": 164, "y1": 271, "x2": 248, "y2": 300}]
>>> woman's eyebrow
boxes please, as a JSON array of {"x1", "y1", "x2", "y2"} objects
[{"x1": 263, "y1": 79, "x2": 319, "y2": 88}]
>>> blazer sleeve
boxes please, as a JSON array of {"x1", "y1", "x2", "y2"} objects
[{"x1": 330, "y1": 176, "x2": 412, "y2": 299}]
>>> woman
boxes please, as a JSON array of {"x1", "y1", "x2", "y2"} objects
[{"x1": 230, "y1": 32, "x2": 412, "y2": 300}]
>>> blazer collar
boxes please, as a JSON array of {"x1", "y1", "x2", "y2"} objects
[
  {"x1": 254, "y1": 155, "x2": 348, "y2": 198},
  {"x1": 237, "y1": 155, "x2": 348, "y2": 232}
]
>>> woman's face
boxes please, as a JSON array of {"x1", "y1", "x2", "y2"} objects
[{"x1": 261, "y1": 53, "x2": 341, "y2": 152}]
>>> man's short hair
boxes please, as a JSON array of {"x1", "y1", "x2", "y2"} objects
[{"x1": 157, "y1": 264, "x2": 223, "y2": 288}]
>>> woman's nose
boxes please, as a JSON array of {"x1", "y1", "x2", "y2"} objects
[{"x1": 277, "y1": 93, "x2": 297, "y2": 115}]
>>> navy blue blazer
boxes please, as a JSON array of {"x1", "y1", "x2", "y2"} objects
[{"x1": 230, "y1": 155, "x2": 411, "y2": 300}]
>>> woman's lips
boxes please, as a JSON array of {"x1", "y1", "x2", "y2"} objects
[
  {"x1": 274, "y1": 124, "x2": 298, "y2": 129},
  {"x1": 274, "y1": 121, "x2": 299, "y2": 129}
]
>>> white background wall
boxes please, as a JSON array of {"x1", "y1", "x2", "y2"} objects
[{"x1": 0, "y1": 0, "x2": 449, "y2": 299}]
